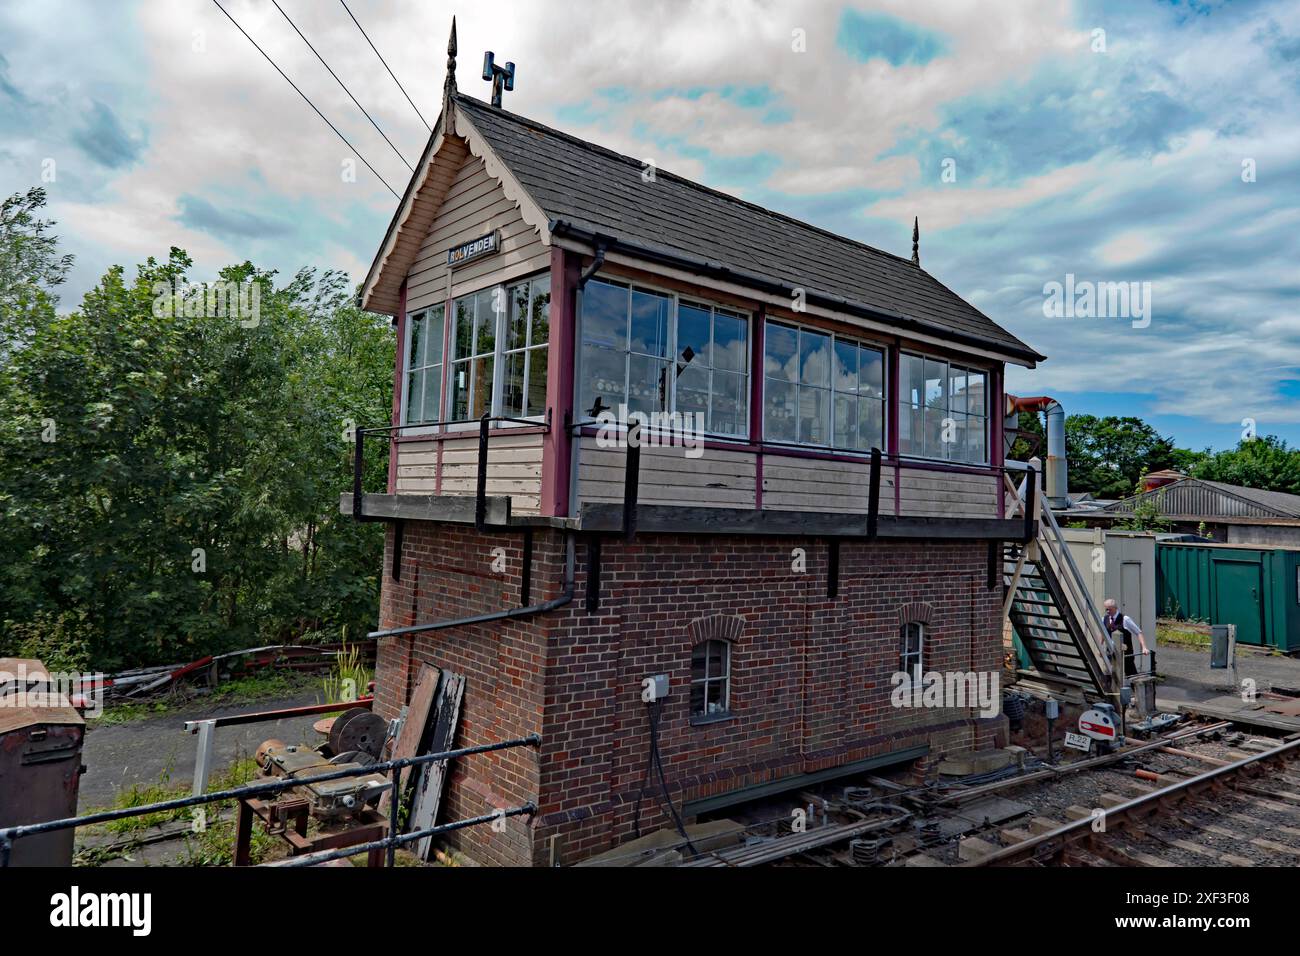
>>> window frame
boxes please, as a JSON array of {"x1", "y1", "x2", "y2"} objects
[
  {"x1": 399, "y1": 304, "x2": 448, "y2": 436},
  {"x1": 446, "y1": 286, "x2": 501, "y2": 429},
  {"x1": 760, "y1": 317, "x2": 888, "y2": 454},
  {"x1": 897, "y1": 350, "x2": 990, "y2": 465},
  {"x1": 900, "y1": 622, "x2": 925, "y2": 684},
  {"x1": 577, "y1": 276, "x2": 753, "y2": 441},
  {"x1": 400, "y1": 271, "x2": 552, "y2": 434},
  {"x1": 689, "y1": 638, "x2": 731, "y2": 722},
  {"x1": 501, "y1": 273, "x2": 552, "y2": 422}
]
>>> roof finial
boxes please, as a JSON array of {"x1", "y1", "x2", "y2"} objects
[
  {"x1": 911, "y1": 216, "x2": 920, "y2": 266},
  {"x1": 445, "y1": 16, "x2": 458, "y2": 96}
]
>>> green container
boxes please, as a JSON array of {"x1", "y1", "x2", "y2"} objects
[{"x1": 1157, "y1": 542, "x2": 1300, "y2": 653}]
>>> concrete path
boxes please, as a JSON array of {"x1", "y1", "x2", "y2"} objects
[
  {"x1": 80, "y1": 692, "x2": 330, "y2": 809},
  {"x1": 1153, "y1": 639, "x2": 1300, "y2": 704}
]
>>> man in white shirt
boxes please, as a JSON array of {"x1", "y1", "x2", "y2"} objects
[{"x1": 1103, "y1": 598, "x2": 1150, "y2": 678}]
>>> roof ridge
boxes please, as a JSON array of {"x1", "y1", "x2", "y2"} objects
[{"x1": 454, "y1": 93, "x2": 922, "y2": 270}]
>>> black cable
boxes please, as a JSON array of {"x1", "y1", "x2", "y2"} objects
[
  {"x1": 339, "y1": 0, "x2": 432, "y2": 131},
  {"x1": 210, "y1": 0, "x2": 400, "y2": 199},
  {"x1": 271, "y1": 0, "x2": 413, "y2": 172},
  {"x1": 639, "y1": 699, "x2": 698, "y2": 856}
]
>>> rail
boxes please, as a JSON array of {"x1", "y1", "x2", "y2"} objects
[
  {"x1": 0, "y1": 733, "x2": 541, "y2": 868},
  {"x1": 965, "y1": 734, "x2": 1300, "y2": 866},
  {"x1": 351, "y1": 412, "x2": 549, "y2": 528}
]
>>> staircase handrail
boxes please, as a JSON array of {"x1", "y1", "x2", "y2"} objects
[{"x1": 1012, "y1": 474, "x2": 1113, "y2": 677}]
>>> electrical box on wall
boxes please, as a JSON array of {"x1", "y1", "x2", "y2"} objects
[{"x1": 642, "y1": 674, "x2": 670, "y2": 702}]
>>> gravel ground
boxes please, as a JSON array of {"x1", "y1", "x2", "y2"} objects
[{"x1": 80, "y1": 691, "x2": 327, "y2": 808}]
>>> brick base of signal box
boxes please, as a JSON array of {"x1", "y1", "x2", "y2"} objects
[{"x1": 373, "y1": 522, "x2": 1007, "y2": 866}]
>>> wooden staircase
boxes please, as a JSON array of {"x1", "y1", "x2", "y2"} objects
[{"x1": 1002, "y1": 472, "x2": 1113, "y2": 701}]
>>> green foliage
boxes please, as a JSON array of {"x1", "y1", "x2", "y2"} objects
[
  {"x1": 101, "y1": 763, "x2": 188, "y2": 834},
  {"x1": 320, "y1": 642, "x2": 372, "y2": 704},
  {"x1": 0, "y1": 188, "x2": 393, "y2": 669},
  {"x1": 1006, "y1": 410, "x2": 1044, "y2": 462},
  {"x1": 1191, "y1": 435, "x2": 1300, "y2": 496},
  {"x1": 1113, "y1": 494, "x2": 1172, "y2": 533},
  {"x1": 181, "y1": 757, "x2": 277, "y2": 866},
  {"x1": 1064, "y1": 414, "x2": 1176, "y2": 498},
  {"x1": 1, "y1": 608, "x2": 92, "y2": 670},
  {"x1": 0, "y1": 187, "x2": 74, "y2": 358}
]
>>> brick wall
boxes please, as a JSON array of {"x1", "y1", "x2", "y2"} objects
[
  {"x1": 531, "y1": 534, "x2": 1005, "y2": 864},
  {"x1": 375, "y1": 525, "x2": 1006, "y2": 867},
  {"x1": 376, "y1": 522, "x2": 562, "y2": 866}
]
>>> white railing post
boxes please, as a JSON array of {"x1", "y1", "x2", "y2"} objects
[{"x1": 187, "y1": 719, "x2": 217, "y2": 798}]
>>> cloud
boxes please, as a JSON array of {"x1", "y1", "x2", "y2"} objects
[
  {"x1": 2, "y1": 0, "x2": 1299, "y2": 450},
  {"x1": 177, "y1": 194, "x2": 292, "y2": 240},
  {"x1": 71, "y1": 100, "x2": 146, "y2": 169}
]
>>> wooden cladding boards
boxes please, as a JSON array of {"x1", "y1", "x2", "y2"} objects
[
  {"x1": 569, "y1": 438, "x2": 998, "y2": 518},
  {"x1": 897, "y1": 467, "x2": 1000, "y2": 519},
  {"x1": 394, "y1": 431, "x2": 544, "y2": 515},
  {"x1": 395, "y1": 431, "x2": 997, "y2": 520},
  {"x1": 762, "y1": 460, "x2": 995, "y2": 518},
  {"x1": 762, "y1": 455, "x2": 898, "y2": 516},
  {"x1": 577, "y1": 437, "x2": 757, "y2": 509},
  {"x1": 404, "y1": 151, "x2": 551, "y2": 314}
]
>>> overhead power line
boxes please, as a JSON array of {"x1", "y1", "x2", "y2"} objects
[
  {"x1": 210, "y1": 0, "x2": 401, "y2": 200},
  {"x1": 338, "y1": 0, "x2": 432, "y2": 131},
  {"x1": 270, "y1": 0, "x2": 413, "y2": 172}
]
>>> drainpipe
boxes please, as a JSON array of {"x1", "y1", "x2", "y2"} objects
[
  {"x1": 1008, "y1": 395, "x2": 1069, "y2": 510},
  {"x1": 369, "y1": 532, "x2": 576, "y2": 639},
  {"x1": 577, "y1": 237, "x2": 609, "y2": 289}
]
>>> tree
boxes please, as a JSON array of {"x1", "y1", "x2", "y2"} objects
[
  {"x1": 0, "y1": 188, "x2": 74, "y2": 358},
  {"x1": 1064, "y1": 414, "x2": 1176, "y2": 498},
  {"x1": 1191, "y1": 436, "x2": 1300, "y2": 496},
  {"x1": 0, "y1": 231, "x2": 393, "y2": 668}
]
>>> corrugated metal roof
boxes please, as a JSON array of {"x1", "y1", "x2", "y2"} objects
[{"x1": 1105, "y1": 478, "x2": 1300, "y2": 519}]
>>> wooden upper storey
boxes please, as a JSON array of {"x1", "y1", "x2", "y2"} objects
[{"x1": 358, "y1": 94, "x2": 1040, "y2": 527}]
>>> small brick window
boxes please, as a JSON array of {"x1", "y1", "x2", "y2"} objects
[
  {"x1": 900, "y1": 622, "x2": 925, "y2": 682},
  {"x1": 690, "y1": 639, "x2": 730, "y2": 719}
]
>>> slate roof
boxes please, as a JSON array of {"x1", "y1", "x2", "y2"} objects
[
  {"x1": 453, "y1": 94, "x2": 1043, "y2": 365},
  {"x1": 1104, "y1": 477, "x2": 1300, "y2": 520}
]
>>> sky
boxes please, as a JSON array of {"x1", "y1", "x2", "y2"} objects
[{"x1": 2, "y1": 0, "x2": 1298, "y2": 453}]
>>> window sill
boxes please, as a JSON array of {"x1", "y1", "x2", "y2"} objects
[{"x1": 689, "y1": 712, "x2": 735, "y2": 728}]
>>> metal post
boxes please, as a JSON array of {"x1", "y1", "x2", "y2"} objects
[
  {"x1": 475, "y1": 412, "x2": 490, "y2": 531},
  {"x1": 521, "y1": 527, "x2": 534, "y2": 605},
  {"x1": 586, "y1": 537, "x2": 601, "y2": 613},
  {"x1": 623, "y1": 423, "x2": 641, "y2": 542},
  {"x1": 387, "y1": 764, "x2": 401, "y2": 867},
  {"x1": 190, "y1": 719, "x2": 216, "y2": 798},
  {"x1": 1228, "y1": 623, "x2": 1238, "y2": 695},
  {"x1": 1110, "y1": 628, "x2": 1126, "y2": 739},
  {"x1": 1023, "y1": 465, "x2": 1038, "y2": 543},
  {"x1": 352, "y1": 426, "x2": 366, "y2": 520},
  {"x1": 867, "y1": 447, "x2": 881, "y2": 539},
  {"x1": 391, "y1": 519, "x2": 405, "y2": 581},
  {"x1": 826, "y1": 539, "x2": 840, "y2": 599}
]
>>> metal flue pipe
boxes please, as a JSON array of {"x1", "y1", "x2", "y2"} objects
[{"x1": 1008, "y1": 395, "x2": 1069, "y2": 509}]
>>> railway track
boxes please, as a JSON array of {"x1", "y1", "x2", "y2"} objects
[{"x1": 964, "y1": 733, "x2": 1300, "y2": 867}]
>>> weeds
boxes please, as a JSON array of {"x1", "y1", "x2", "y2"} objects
[{"x1": 320, "y1": 643, "x2": 372, "y2": 704}]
